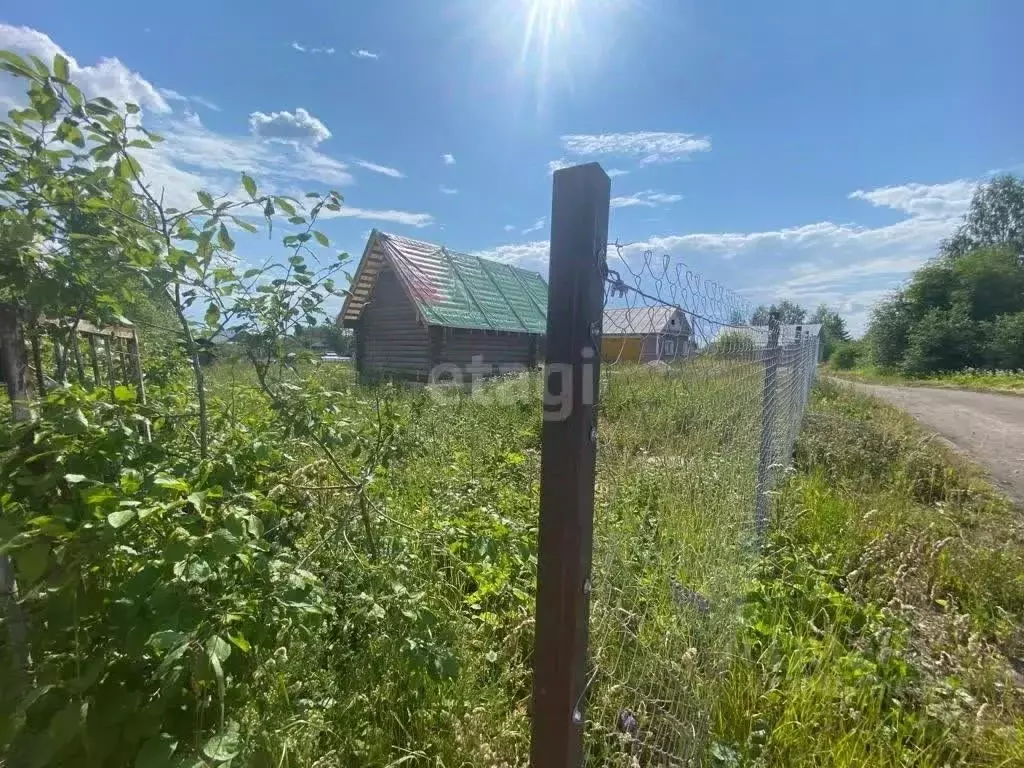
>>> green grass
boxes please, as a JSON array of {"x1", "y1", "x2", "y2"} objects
[
  {"x1": 829, "y1": 365, "x2": 1024, "y2": 395},
  {"x1": 711, "y1": 378, "x2": 1024, "y2": 766},
  {"x1": 185, "y1": 362, "x2": 1024, "y2": 765}
]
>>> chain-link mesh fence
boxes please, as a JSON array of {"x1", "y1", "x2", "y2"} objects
[{"x1": 576, "y1": 245, "x2": 821, "y2": 765}]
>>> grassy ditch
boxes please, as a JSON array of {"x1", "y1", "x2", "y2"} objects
[
  {"x1": 829, "y1": 366, "x2": 1024, "y2": 395},
  {"x1": 712, "y1": 378, "x2": 1024, "y2": 766}
]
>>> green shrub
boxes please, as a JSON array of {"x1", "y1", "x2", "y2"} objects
[
  {"x1": 830, "y1": 341, "x2": 862, "y2": 370},
  {"x1": 987, "y1": 312, "x2": 1024, "y2": 369},
  {"x1": 902, "y1": 306, "x2": 986, "y2": 375}
]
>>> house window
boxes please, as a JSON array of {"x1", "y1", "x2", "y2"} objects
[{"x1": 663, "y1": 338, "x2": 676, "y2": 357}]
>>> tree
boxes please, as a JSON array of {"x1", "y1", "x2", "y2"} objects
[
  {"x1": 751, "y1": 300, "x2": 806, "y2": 326},
  {"x1": 987, "y1": 312, "x2": 1024, "y2": 370},
  {"x1": 809, "y1": 303, "x2": 849, "y2": 361},
  {"x1": 941, "y1": 175, "x2": 1024, "y2": 260},
  {"x1": 867, "y1": 293, "x2": 912, "y2": 369},
  {"x1": 902, "y1": 306, "x2": 985, "y2": 375}
]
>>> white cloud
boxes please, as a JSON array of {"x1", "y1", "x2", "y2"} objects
[
  {"x1": 521, "y1": 217, "x2": 546, "y2": 235},
  {"x1": 0, "y1": 24, "x2": 375, "y2": 222},
  {"x1": 0, "y1": 24, "x2": 170, "y2": 114},
  {"x1": 351, "y1": 49, "x2": 379, "y2": 59},
  {"x1": 439, "y1": 185, "x2": 458, "y2": 195},
  {"x1": 611, "y1": 190, "x2": 683, "y2": 209},
  {"x1": 354, "y1": 159, "x2": 405, "y2": 178},
  {"x1": 442, "y1": 153, "x2": 456, "y2": 166},
  {"x1": 292, "y1": 42, "x2": 335, "y2": 55},
  {"x1": 848, "y1": 179, "x2": 975, "y2": 220},
  {"x1": 547, "y1": 158, "x2": 571, "y2": 175},
  {"x1": 477, "y1": 178, "x2": 975, "y2": 335},
  {"x1": 134, "y1": 114, "x2": 354, "y2": 209},
  {"x1": 503, "y1": 224, "x2": 516, "y2": 232},
  {"x1": 159, "y1": 88, "x2": 220, "y2": 112},
  {"x1": 607, "y1": 168, "x2": 630, "y2": 178},
  {"x1": 248, "y1": 107, "x2": 331, "y2": 145},
  {"x1": 561, "y1": 131, "x2": 711, "y2": 164},
  {"x1": 318, "y1": 206, "x2": 433, "y2": 227}
]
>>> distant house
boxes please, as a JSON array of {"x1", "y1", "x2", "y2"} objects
[
  {"x1": 337, "y1": 231, "x2": 548, "y2": 382},
  {"x1": 602, "y1": 307, "x2": 692, "y2": 363}
]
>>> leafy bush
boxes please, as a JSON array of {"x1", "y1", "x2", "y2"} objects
[
  {"x1": 986, "y1": 312, "x2": 1024, "y2": 369},
  {"x1": 902, "y1": 307, "x2": 985, "y2": 375},
  {"x1": 830, "y1": 340, "x2": 862, "y2": 370},
  {"x1": 711, "y1": 331, "x2": 756, "y2": 356}
]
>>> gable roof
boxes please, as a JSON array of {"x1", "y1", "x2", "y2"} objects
[
  {"x1": 603, "y1": 306, "x2": 691, "y2": 337},
  {"x1": 339, "y1": 231, "x2": 548, "y2": 334}
]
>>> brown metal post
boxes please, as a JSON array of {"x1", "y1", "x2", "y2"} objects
[
  {"x1": 530, "y1": 162, "x2": 610, "y2": 768},
  {"x1": 754, "y1": 314, "x2": 781, "y2": 540}
]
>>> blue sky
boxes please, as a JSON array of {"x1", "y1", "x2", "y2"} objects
[{"x1": 1, "y1": 1, "x2": 1021, "y2": 333}]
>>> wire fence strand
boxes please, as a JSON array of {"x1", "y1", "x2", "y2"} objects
[{"x1": 580, "y1": 244, "x2": 820, "y2": 765}]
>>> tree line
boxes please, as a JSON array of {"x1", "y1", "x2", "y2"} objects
[{"x1": 866, "y1": 175, "x2": 1024, "y2": 374}]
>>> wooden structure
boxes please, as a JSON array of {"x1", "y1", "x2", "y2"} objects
[
  {"x1": 338, "y1": 231, "x2": 549, "y2": 382},
  {"x1": 0, "y1": 303, "x2": 148, "y2": 418},
  {"x1": 600, "y1": 306, "x2": 692, "y2": 363}
]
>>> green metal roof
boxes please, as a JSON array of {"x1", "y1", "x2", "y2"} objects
[{"x1": 344, "y1": 232, "x2": 548, "y2": 334}]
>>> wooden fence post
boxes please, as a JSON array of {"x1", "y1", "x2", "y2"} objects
[
  {"x1": 530, "y1": 162, "x2": 610, "y2": 768},
  {"x1": 0, "y1": 303, "x2": 31, "y2": 422},
  {"x1": 87, "y1": 334, "x2": 102, "y2": 388},
  {"x1": 754, "y1": 314, "x2": 781, "y2": 540},
  {"x1": 30, "y1": 326, "x2": 46, "y2": 395},
  {"x1": 104, "y1": 337, "x2": 117, "y2": 400},
  {"x1": 127, "y1": 331, "x2": 151, "y2": 441},
  {"x1": 0, "y1": 302, "x2": 30, "y2": 683},
  {"x1": 71, "y1": 332, "x2": 86, "y2": 384}
]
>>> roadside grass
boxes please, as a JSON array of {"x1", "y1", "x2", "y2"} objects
[
  {"x1": 829, "y1": 365, "x2": 1024, "y2": 395},
  {"x1": 711, "y1": 378, "x2": 1024, "y2": 766}
]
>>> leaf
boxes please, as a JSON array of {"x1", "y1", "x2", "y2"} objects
[
  {"x1": 206, "y1": 636, "x2": 232, "y2": 663},
  {"x1": 14, "y1": 540, "x2": 49, "y2": 584},
  {"x1": 227, "y1": 633, "x2": 251, "y2": 653},
  {"x1": 64, "y1": 473, "x2": 88, "y2": 484},
  {"x1": 204, "y1": 303, "x2": 221, "y2": 327},
  {"x1": 136, "y1": 734, "x2": 178, "y2": 768},
  {"x1": 114, "y1": 384, "x2": 135, "y2": 402},
  {"x1": 148, "y1": 629, "x2": 189, "y2": 652},
  {"x1": 197, "y1": 190, "x2": 215, "y2": 208},
  {"x1": 155, "y1": 475, "x2": 190, "y2": 493},
  {"x1": 273, "y1": 196, "x2": 297, "y2": 216},
  {"x1": 107, "y1": 508, "x2": 137, "y2": 529},
  {"x1": 174, "y1": 558, "x2": 213, "y2": 583},
  {"x1": 313, "y1": 230, "x2": 329, "y2": 247},
  {"x1": 0, "y1": 51, "x2": 32, "y2": 75},
  {"x1": 202, "y1": 720, "x2": 241, "y2": 762},
  {"x1": 48, "y1": 700, "x2": 86, "y2": 751},
  {"x1": 241, "y1": 173, "x2": 257, "y2": 198},
  {"x1": 217, "y1": 223, "x2": 235, "y2": 252},
  {"x1": 53, "y1": 53, "x2": 70, "y2": 82}
]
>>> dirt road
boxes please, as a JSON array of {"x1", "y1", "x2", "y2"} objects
[{"x1": 839, "y1": 381, "x2": 1024, "y2": 504}]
